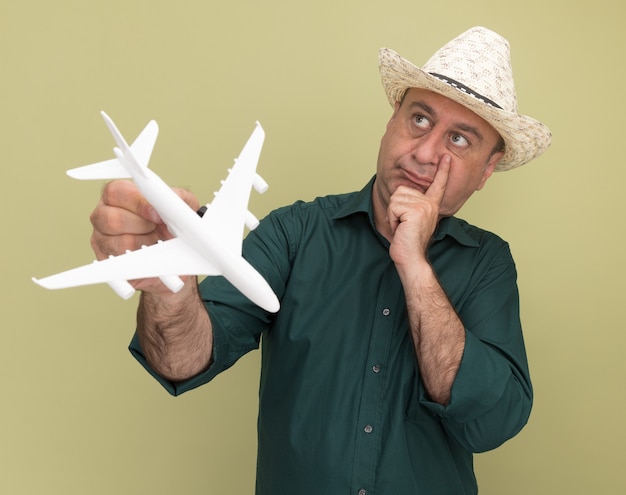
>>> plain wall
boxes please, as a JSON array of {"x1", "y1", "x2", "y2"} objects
[{"x1": 2, "y1": 0, "x2": 624, "y2": 493}]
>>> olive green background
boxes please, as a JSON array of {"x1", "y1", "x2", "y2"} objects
[{"x1": 2, "y1": 0, "x2": 623, "y2": 493}]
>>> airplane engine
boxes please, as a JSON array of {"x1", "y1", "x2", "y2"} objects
[
  {"x1": 253, "y1": 173, "x2": 269, "y2": 194},
  {"x1": 159, "y1": 275, "x2": 185, "y2": 293},
  {"x1": 245, "y1": 210, "x2": 260, "y2": 230},
  {"x1": 99, "y1": 258, "x2": 136, "y2": 299},
  {"x1": 107, "y1": 279, "x2": 136, "y2": 300},
  {"x1": 134, "y1": 244, "x2": 184, "y2": 292}
]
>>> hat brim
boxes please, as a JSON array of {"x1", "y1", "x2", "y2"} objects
[{"x1": 379, "y1": 49, "x2": 551, "y2": 171}]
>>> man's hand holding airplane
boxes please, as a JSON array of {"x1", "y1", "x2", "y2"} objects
[{"x1": 90, "y1": 179, "x2": 200, "y2": 296}]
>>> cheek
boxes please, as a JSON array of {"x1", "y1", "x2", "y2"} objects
[
  {"x1": 375, "y1": 142, "x2": 389, "y2": 174},
  {"x1": 449, "y1": 162, "x2": 488, "y2": 190},
  {"x1": 438, "y1": 173, "x2": 478, "y2": 215},
  {"x1": 377, "y1": 136, "x2": 400, "y2": 171}
]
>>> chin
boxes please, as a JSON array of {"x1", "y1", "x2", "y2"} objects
[{"x1": 394, "y1": 178, "x2": 428, "y2": 195}]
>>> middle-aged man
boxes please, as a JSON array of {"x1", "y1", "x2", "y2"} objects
[{"x1": 90, "y1": 26, "x2": 552, "y2": 495}]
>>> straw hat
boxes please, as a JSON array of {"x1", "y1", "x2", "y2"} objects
[{"x1": 379, "y1": 27, "x2": 551, "y2": 171}]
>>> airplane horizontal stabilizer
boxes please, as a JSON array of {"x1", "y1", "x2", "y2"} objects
[
  {"x1": 67, "y1": 116, "x2": 159, "y2": 180},
  {"x1": 67, "y1": 158, "x2": 132, "y2": 180}
]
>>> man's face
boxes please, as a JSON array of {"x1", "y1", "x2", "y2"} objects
[{"x1": 374, "y1": 88, "x2": 504, "y2": 219}]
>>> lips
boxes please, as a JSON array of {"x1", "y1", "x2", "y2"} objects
[{"x1": 399, "y1": 170, "x2": 433, "y2": 192}]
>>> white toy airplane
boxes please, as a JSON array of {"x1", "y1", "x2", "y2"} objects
[{"x1": 33, "y1": 111, "x2": 280, "y2": 313}]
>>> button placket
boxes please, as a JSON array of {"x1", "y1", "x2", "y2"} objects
[{"x1": 351, "y1": 263, "x2": 400, "y2": 494}]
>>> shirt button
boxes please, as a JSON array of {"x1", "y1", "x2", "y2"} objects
[
  {"x1": 382, "y1": 308, "x2": 390, "y2": 316},
  {"x1": 358, "y1": 490, "x2": 367, "y2": 495},
  {"x1": 364, "y1": 424, "x2": 373, "y2": 434},
  {"x1": 372, "y1": 365, "x2": 381, "y2": 373}
]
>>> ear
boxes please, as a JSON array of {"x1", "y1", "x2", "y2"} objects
[
  {"x1": 386, "y1": 101, "x2": 402, "y2": 130},
  {"x1": 476, "y1": 150, "x2": 504, "y2": 191}
]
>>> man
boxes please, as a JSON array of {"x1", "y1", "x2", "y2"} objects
[{"x1": 90, "y1": 27, "x2": 551, "y2": 494}]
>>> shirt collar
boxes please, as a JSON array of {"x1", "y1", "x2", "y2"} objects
[
  {"x1": 433, "y1": 216, "x2": 479, "y2": 247},
  {"x1": 333, "y1": 175, "x2": 479, "y2": 248},
  {"x1": 332, "y1": 176, "x2": 376, "y2": 221}
]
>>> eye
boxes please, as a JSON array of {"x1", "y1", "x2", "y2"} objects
[
  {"x1": 450, "y1": 133, "x2": 470, "y2": 148},
  {"x1": 413, "y1": 114, "x2": 431, "y2": 131}
]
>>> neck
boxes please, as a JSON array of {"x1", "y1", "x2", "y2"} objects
[{"x1": 371, "y1": 184, "x2": 394, "y2": 242}]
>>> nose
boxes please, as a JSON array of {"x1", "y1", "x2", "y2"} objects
[{"x1": 410, "y1": 130, "x2": 445, "y2": 172}]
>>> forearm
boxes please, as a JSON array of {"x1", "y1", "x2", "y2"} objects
[
  {"x1": 400, "y1": 260, "x2": 465, "y2": 405},
  {"x1": 136, "y1": 278, "x2": 213, "y2": 382},
  {"x1": 422, "y1": 329, "x2": 533, "y2": 452}
]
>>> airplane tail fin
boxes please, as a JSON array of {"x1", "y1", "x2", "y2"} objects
[{"x1": 67, "y1": 112, "x2": 159, "y2": 180}]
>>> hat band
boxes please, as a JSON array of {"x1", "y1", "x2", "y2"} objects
[{"x1": 429, "y1": 72, "x2": 503, "y2": 109}]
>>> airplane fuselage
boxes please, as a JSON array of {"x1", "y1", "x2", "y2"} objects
[{"x1": 132, "y1": 166, "x2": 280, "y2": 313}]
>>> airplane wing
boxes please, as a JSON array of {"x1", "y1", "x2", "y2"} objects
[
  {"x1": 33, "y1": 237, "x2": 221, "y2": 290},
  {"x1": 200, "y1": 122, "x2": 266, "y2": 254}
]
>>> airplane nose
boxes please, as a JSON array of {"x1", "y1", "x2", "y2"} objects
[{"x1": 263, "y1": 295, "x2": 280, "y2": 313}]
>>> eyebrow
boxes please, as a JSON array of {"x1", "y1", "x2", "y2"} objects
[{"x1": 406, "y1": 100, "x2": 485, "y2": 142}]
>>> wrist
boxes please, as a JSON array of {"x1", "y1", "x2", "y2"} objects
[
  {"x1": 395, "y1": 256, "x2": 434, "y2": 288},
  {"x1": 139, "y1": 278, "x2": 200, "y2": 322}
]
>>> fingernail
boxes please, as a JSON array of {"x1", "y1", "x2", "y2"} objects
[{"x1": 148, "y1": 207, "x2": 162, "y2": 223}]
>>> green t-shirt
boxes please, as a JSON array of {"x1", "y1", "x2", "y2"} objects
[{"x1": 130, "y1": 176, "x2": 532, "y2": 495}]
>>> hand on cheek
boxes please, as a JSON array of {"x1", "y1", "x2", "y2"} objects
[{"x1": 388, "y1": 156, "x2": 451, "y2": 265}]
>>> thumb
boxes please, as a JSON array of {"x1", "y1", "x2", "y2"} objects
[{"x1": 172, "y1": 187, "x2": 200, "y2": 212}]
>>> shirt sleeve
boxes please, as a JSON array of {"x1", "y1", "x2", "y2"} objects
[
  {"x1": 127, "y1": 205, "x2": 295, "y2": 396},
  {"x1": 419, "y1": 241, "x2": 533, "y2": 453},
  {"x1": 127, "y1": 298, "x2": 265, "y2": 396}
]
